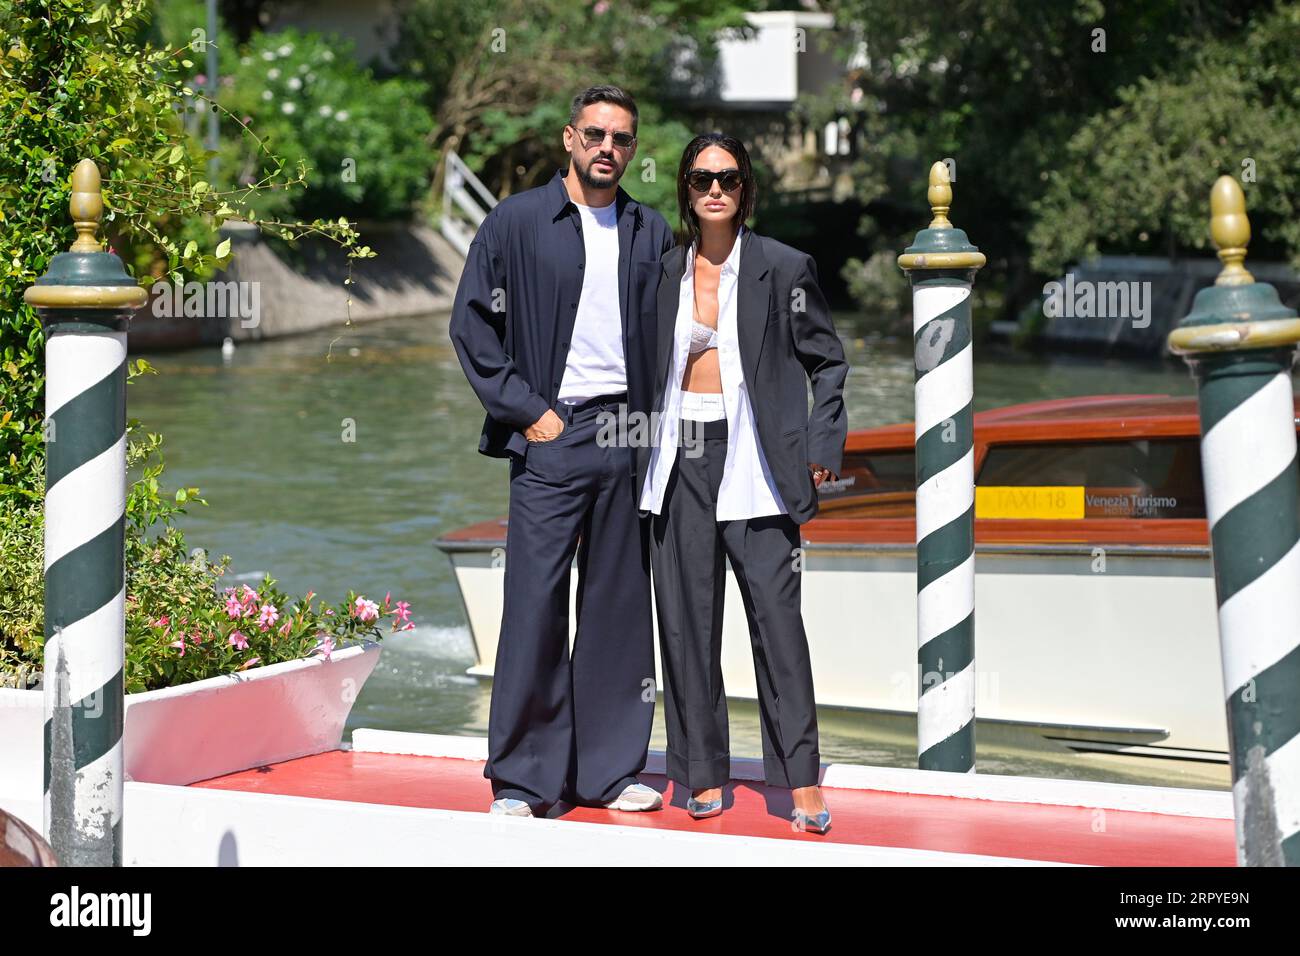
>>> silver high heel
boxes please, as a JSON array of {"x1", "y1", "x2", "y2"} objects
[
  {"x1": 793, "y1": 807, "x2": 832, "y2": 834},
  {"x1": 686, "y1": 792, "x2": 723, "y2": 818}
]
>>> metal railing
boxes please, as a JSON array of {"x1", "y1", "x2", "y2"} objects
[{"x1": 441, "y1": 151, "x2": 497, "y2": 256}]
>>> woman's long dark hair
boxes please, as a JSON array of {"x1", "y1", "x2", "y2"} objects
[{"x1": 675, "y1": 132, "x2": 756, "y2": 248}]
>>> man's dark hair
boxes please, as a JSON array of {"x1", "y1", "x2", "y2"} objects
[
  {"x1": 675, "y1": 131, "x2": 756, "y2": 249},
  {"x1": 569, "y1": 85, "x2": 639, "y2": 136}
]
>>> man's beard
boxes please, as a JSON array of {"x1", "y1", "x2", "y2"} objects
[{"x1": 576, "y1": 153, "x2": 621, "y2": 189}]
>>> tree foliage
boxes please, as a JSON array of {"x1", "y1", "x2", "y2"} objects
[
  {"x1": 390, "y1": 0, "x2": 752, "y2": 213},
  {"x1": 1030, "y1": 2, "x2": 1300, "y2": 273},
  {"x1": 814, "y1": 0, "x2": 1278, "y2": 314}
]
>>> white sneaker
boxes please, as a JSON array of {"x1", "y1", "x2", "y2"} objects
[
  {"x1": 602, "y1": 782, "x2": 663, "y2": 811},
  {"x1": 489, "y1": 798, "x2": 533, "y2": 816}
]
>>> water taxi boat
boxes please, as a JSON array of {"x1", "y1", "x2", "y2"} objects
[{"x1": 435, "y1": 394, "x2": 1300, "y2": 771}]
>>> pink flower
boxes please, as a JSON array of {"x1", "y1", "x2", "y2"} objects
[
  {"x1": 352, "y1": 596, "x2": 379, "y2": 622},
  {"x1": 236, "y1": 656, "x2": 261, "y2": 671},
  {"x1": 258, "y1": 603, "x2": 280, "y2": 630},
  {"x1": 383, "y1": 591, "x2": 391, "y2": 611},
  {"x1": 240, "y1": 585, "x2": 260, "y2": 607},
  {"x1": 392, "y1": 601, "x2": 412, "y2": 624},
  {"x1": 278, "y1": 616, "x2": 292, "y2": 637},
  {"x1": 399, "y1": 622, "x2": 415, "y2": 631},
  {"x1": 169, "y1": 639, "x2": 186, "y2": 657},
  {"x1": 311, "y1": 633, "x2": 335, "y2": 661},
  {"x1": 229, "y1": 629, "x2": 249, "y2": 650},
  {"x1": 151, "y1": 615, "x2": 170, "y2": 628},
  {"x1": 224, "y1": 594, "x2": 244, "y2": 618}
]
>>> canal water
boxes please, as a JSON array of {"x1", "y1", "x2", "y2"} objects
[{"x1": 130, "y1": 311, "x2": 1230, "y2": 792}]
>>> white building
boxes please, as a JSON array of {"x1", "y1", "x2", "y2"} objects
[{"x1": 676, "y1": 9, "x2": 866, "y2": 196}]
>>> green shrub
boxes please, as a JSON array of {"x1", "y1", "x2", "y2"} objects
[
  {"x1": 218, "y1": 29, "x2": 436, "y2": 222},
  {"x1": 0, "y1": 497, "x2": 43, "y2": 688}
]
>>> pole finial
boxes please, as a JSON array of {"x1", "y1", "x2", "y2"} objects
[
  {"x1": 898, "y1": 160, "x2": 984, "y2": 272},
  {"x1": 927, "y1": 161, "x2": 952, "y2": 229},
  {"x1": 1210, "y1": 175, "x2": 1253, "y2": 287},
  {"x1": 68, "y1": 159, "x2": 104, "y2": 254},
  {"x1": 26, "y1": 157, "x2": 146, "y2": 314}
]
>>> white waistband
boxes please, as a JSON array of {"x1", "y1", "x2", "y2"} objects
[{"x1": 680, "y1": 390, "x2": 725, "y2": 422}]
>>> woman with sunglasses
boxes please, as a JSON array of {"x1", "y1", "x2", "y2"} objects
[{"x1": 637, "y1": 132, "x2": 848, "y2": 832}]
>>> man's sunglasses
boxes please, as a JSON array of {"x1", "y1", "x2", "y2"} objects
[
  {"x1": 685, "y1": 167, "x2": 745, "y2": 193},
  {"x1": 572, "y1": 124, "x2": 636, "y2": 149}
]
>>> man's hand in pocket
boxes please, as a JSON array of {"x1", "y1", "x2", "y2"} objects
[{"x1": 526, "y1": 408, "x2": 565, "y2": 443}]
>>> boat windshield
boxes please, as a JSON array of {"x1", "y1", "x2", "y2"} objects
[
  {"x1": 975, "y1": 438, "x2": 1207, "y2": 520},
  {"x1": 816, "y1": 450, "x2": 916, "y2": 517}
]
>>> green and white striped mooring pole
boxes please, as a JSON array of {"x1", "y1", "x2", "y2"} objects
[
  {"x1": 1168, "y1": 176, "x2": 1300, "y2": 866},
  {"x1": 25, "y1": 159, "x2": 146, "y2": 866},
  {"x1": 898, "y1": 162, "x2": 985, "y2": 773}
]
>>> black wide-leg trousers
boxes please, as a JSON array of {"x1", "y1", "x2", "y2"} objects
[
  {"x1": 486, "y1": 395, "x2": 655, "y2": 814},
  {"x1": 649, "y1": 418, "x2": 821, "y2": 791}
]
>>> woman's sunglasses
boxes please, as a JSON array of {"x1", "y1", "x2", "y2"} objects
[{"x1": 685, "y1": 167, "x2": 745, "y2": 193}]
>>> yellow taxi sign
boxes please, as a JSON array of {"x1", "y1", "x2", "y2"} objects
[{"x1": 975, "y1": 485, "x2": 1085, "y2": 520}]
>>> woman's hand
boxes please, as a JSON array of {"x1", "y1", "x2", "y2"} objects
[{"x1": 809, "y1": 462, "x2": 836, "y2": 487}]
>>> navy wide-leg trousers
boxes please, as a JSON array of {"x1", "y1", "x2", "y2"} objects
[{"x1": 485, "y1": 395, "x2": 655, "y2": 814}]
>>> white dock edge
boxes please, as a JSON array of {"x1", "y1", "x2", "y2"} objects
[
  {"x1": 350, "y1": 728, "x2": 1235, "y2": 819},
  {"x1": 0, "y1": 786, "x2": 1068, "y2": 866},
  {"x1": 0, "y1": 727, "x2": 1230, "y2": 866}
]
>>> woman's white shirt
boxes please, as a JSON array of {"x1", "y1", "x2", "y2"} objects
[{"x1": 639, "y1": 226, "x2": 788, "y2": 520}]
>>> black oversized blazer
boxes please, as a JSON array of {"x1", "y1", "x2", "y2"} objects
[{"x1": 635, "y1": 229, "x2": 849, "y2": 525}]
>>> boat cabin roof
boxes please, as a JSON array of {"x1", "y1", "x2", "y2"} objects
[{"x1": 852, "y1": 393, "x2": 1300, "y2": 452}]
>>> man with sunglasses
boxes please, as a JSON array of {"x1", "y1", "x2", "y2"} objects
[{"x1": 449, "y1": 86, "x2": 674, "y2": 818}]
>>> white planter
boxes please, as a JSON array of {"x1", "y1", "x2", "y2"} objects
[{"x1": 0, "y1": 642, "x2": 381, "y2": 799}]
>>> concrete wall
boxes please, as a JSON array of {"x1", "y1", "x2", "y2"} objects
[{"x1": 128, "y1": 221, "x2": 464, "y2": 351}]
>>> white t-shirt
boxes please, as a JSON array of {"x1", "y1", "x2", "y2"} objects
[{"x1": 557, "y1": 200, "x2": 625, "y2": 403}]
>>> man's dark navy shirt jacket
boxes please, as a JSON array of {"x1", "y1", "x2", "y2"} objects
[{"x1": 449, "y1": 167, "x2": 675, "y2": 487}]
